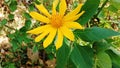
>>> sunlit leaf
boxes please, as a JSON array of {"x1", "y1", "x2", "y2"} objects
[
  {"x1": 97, "y1": 52, "x2": 112, "y2": 68},
  {"x1": 74, "y1": 27, "x2": 120, "y2": 42}
]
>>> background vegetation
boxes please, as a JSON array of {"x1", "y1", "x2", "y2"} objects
[{"x1": 0, "y1": 0, "x2": 120, "y2": 68}]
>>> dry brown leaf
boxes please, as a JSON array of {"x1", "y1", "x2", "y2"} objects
[
  {"x1": 27, "y1": 48, "x2": 39, "y2": 62},
  {"x1": 45, "y1": 59, "x2": 56, "y2": 68}
]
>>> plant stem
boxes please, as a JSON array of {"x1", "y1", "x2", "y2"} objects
[
  {"x1": 95, "y1": 0, "x2": 109, "y2": 18},
  {"x1": 93, "y1": 54, "x2": 97, "y2": 68}
]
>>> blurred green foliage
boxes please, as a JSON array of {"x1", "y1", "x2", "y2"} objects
[{"x1": 1, "y1": 0, "x2": 120, "y2": 68}]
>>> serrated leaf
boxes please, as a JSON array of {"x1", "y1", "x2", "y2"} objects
[
  {"x1": 74, "y1": 27, "x2": 120, "y2": 42},
  {"x1": 77, "y1": 0, "x2": 100, "y2": 25}
]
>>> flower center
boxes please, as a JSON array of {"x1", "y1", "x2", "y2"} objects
[{"x1": 50, "y1": 14, "x2": 63, "y2": 28}]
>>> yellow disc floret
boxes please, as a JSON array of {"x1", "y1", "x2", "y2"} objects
[{"x1": 50, "y1": 13, "x2": 63, "y2": 28}]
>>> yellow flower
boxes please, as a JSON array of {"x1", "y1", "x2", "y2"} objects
[{"x1": 27, "y1": 0, "x2": 84, "y2": 50}]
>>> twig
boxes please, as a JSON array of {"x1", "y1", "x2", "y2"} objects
[{"x1": 4, "y1": 25, "x2": 16, "y2": 30}]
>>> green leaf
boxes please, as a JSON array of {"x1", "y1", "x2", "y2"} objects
[
  {"x1": 8, "y1": 63, "x2": 16, "y2": 68},
  {"x1": 67, "y1": 58, "x2": 76, "y2": 68},
  {"x1": 93, "y1": 40, "x2": 111, "y2": 52},
  {"x1": 32, "y1": 45, "x2": 38, "y2": 53},
  {"x1": 25, "y1": 20, "x2": 32, "y2": 28},
  {"x1": 0, "y1": 19, "x2": 7, "y2": 26},
  {"x1": 74, "y1": 27, "x2": 120, "y2": 42},
  {"x1": 107, "y1": 50, "x2": 120, "y2": 68},
  {"x1": 4, "y1": 63, "x2": 16, "y2": 68},
  {"x1": 23, "y1": 36, "x2": 31, "y2": 44},
  {"x1": 20, "y1": 20, "x2": 31, "y2": 32},
  {"x1": 17, "y1": 35, "x2": 24, "y2": 44},
  {"x1": 7, "y1": 33, "x2": 15, "y2": 39},
  {"x1": 77, "y1": 46, "x2": 94, "y2": 68},
  {"x1": 28, "y1": 4, "x2": 35, "y2": 11},
  {"x1": 70, "y1": 44, "x2": 94, "y2": 68},
  {"x1": 107, "y1": 5, "x2": 118, "y2": 13},
  {"x1": 23, "y1": 12, "x2": 31, "y2": 20},
  {"x1": 8, "y1": 14, "x2": 14, "y2": 20},
  {"x1": 9, "y1": 1, "x2": 17, "y2": 12},
  {"x1": 11, "y1": 39, "x2": 19, "y2": 51},
  {"x1": 77, "y1": 0, "x2": 100, "y2": 25},
  {"x1": 56, "y1": 41, "x2": 71, "y2": 68},
  {"x1": 110, "y1": 0, "x2": 120, "y2": 9},
  {"x1": 97, "y1": 52, "x2": 112, "y2": 68},
  {"x1": 35, "y1": 0, "x2": 41, "y2": 4}
]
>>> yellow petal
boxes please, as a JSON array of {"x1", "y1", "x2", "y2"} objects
[
  {"x1": 64, "y1": 4, "x2": 83, "y2": 19},
  {"x1": 60, "y1": 26, "x2": 74, "y2": 41},
  {"x1": 55, "y1": 29, "x2": 63, "y2": 50},
  {"x1": 59, "y1": 0, "x2": 67, "y2": 16},
  {"x1": 30, "y1": 11, "x2": 50, "y2": 23},
  {"x1": 35, "y1": 31, "x2": 50, "y2": 42},
  {"x1": 52, "y1": 0, "x2": 59, "y2": 14},
  {"x1": 64, "y1": 22, "x2": 84, "y2": 29},
  {"x1": 27, "y1": 25, "x2": 50, "y2": 35},
  {"x1": 43, "y1": 27, "x2": 57, "y2": 48},
  {"x1": 35, "y1": 4, "x2": 51, "y2": 18},
  {"x1": 64, "y1": 11, "x2": 85, "y2": 22}
]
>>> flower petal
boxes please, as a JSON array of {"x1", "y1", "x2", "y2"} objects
[
  {"x1": 30, "y1": 11, "x2": 50, "y2": 23},
  {"x1": 64, "y1": 11, "x2": 85, "y2": 22},
  {"x1": 43, "y1": 27, "x2": 57, "y2": 48},
  {"x1": 35, "y1": 31, "x2": 50, "y2": 42},
  {"x1": 60, "y1": 26, "x2": 74, "y2": 41},
  {"x1": 55, "y1": 29, "x2": 63, "y2": 50},
  {"x1": 64, "y1": 22, "x2": 84, "y2": 29},
  {"x1": 52, "y1": 0, "x2": 59, "y2": 14},
  {"x1": 35, "y1": 4, "x2": 51, "y2": 18},
  {"x1": 27, "y1": 25, "x2": 50, "y2": 35},
  {"x1": 64, "y1": 4, "x2": 83, "y2": 19},
  {"x1": 59, "y1": 0, "x2": 67, "y2": 16}
]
